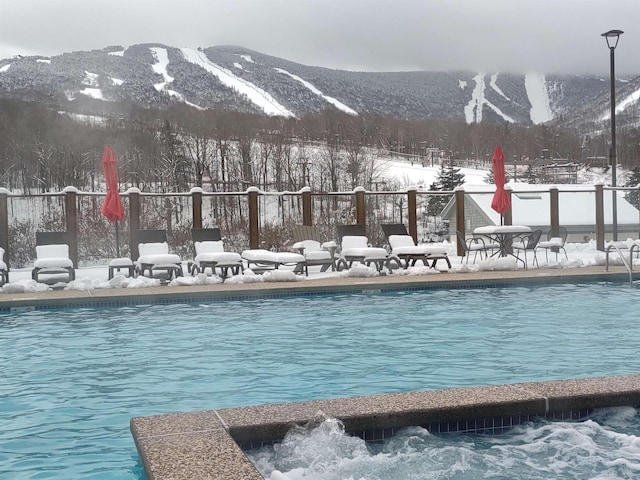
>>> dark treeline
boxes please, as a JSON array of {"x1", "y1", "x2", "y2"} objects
[{"x1": 1, "y1": 98, "x2": 638, "y2": 194}]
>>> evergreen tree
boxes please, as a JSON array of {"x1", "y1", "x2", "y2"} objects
[
  {"x1": 427, "y1": 162, "x2": 465, "y2": 216},
  {"x1": 484, "y1": 169, "x2": 494, "y2": 184},
  {"x1": 624, "y1": 166, "x2": 640, "y2": 208},
  {"x1": 521, "y1": 165, "x2": 541, "y2": 184},
  {"x1": 440, "y1": 162, "x2": 466, "y2": 190}
]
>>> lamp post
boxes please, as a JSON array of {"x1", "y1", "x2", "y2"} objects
[{"x1": 602, "y1": 29, "x2": 623, "y2": 241}]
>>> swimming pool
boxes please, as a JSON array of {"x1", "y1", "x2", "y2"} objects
[{"x1": 2, "y1": 282, "x2": 640, "y2": 479}]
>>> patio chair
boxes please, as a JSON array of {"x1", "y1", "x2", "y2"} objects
[
  {"x1": 538, "y1": 226, "x2": 568, "y2": 262},
  {"x1": 455, "y1": 230, "x2": 499, "y2": 264},
  {"x1": 512, "y1": 229, "x2": 542, "y2": 269},
  {"x1": 31, "y1": 231, "x2": 75, "y2": 283},
  {"x1": 189, "y1": 228, "x2": 243, "y2": 278},
  {"x1": 135, "y1": 229, "x2": 183, "y2": 279},
  {"x1": 291, "y1": 225, "x2": 337, "y2": 276},
  {"x1": 241, "y1": 249, "x2": 306, "y2": 273},
  {"x1": 381, "y1": 223, "x2": 451, "y2": 269},
  {"x1": 335, "y1": 224, "x2": 400, "y2": 272}
]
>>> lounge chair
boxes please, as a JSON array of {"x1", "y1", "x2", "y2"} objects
[
  {"x1": 335, "y1": 224, "x2": 400, "y2": 272},
  {"x1": 189, "y1": 228, "x2": 243, "y2": 278},
  {"x1": 455, "y1": 230, "x2": 499, "y2": 264},
  {"x1": 381, "y1": 223, "x2": 451, "y2": 269},
  {"x1": 291, "y1": 225, "x2": 337, "y2": 276},
  {"x1": 512, "y1": 229, "x2": 542, "y2": 269},
  {"x1": 135, "y1": 229, "x2": 183, "y2": 279},
  {"x1": 538, "y1": 226, "x2": 568, "y2": 262},
  {"x1": 31, "y1": 231, "x2": 75, "y2": 283},
  {"x1": 241, "y1": 249, "x2": 306, "y2": 273}
]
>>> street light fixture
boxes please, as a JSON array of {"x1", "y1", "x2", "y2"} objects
[{"x1": 602, "y1": 29, "x2": 623, "y2": 241}]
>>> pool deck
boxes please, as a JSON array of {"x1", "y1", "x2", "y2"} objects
[
  {"x1": 0, "y1": 265, "x2": 636, "y2": 310},
  {"x1": 4, "y1": 265, "x2": 639, "y2": 479}
]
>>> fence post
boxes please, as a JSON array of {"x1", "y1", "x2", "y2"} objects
[
  {"x1": 302, "y1": 187, "x2": 312, "y2": 226},
  {"x1": 455, "y1": 186, "x2": 465, "y2": 257},
  {"x1": 407, "y1": 187, "x2": 418, "y2": 243},
  {"x1": 0, "y1": 189, "x2": 9, "y2": 268},
  {"x1": 595, "y1": 183, "x2": 604, "y2": 251},
  {"x1": 504, "y1": 186, "x2": 513, "y2": 226},
  {"x1": 191, "y1": 187, "x2": 203, "y2": 229},
  {"x1": 128, "y1": 188, "x2": 141, "y2": 260},
  {"x1": 550, "y1": 186, "x2": 559, "y2": 234},
  {"x1": 64, "y1": 187, "x2": 79, "y2": 267},
  {"x1": 355, "y1": 187, "x2": 366, "y2": 227},
  {"x1": 248, "y1": 187, "x2": 259, "y2": 249}
]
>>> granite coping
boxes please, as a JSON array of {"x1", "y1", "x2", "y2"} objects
[{"x1": 131, "y1": 373, "x2": 640, "y2": 480}]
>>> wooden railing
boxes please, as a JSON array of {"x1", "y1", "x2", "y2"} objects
[{"x1": 0, "y1": 183, "x2": 637, "y2": 267}]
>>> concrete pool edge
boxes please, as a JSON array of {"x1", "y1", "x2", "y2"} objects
[
  {"x1": 130, "y1": 373, "x2": 640, "y2": 480},
  {"x1": 0, "y1": 266, "x2": 635, "y2": 310}
]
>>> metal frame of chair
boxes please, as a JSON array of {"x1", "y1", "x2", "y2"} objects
[
  {"x1": 512, "y1": 229, "x2": 542, "y2": 269},
  {"x1": 455, "y1": 230, "x2": 496, "y2": 264},
  {"x1": 539, "y1": 226, "x2": 569, "y2": 262}
]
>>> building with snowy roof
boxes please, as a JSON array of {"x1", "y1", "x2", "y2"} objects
[{"x1": 440, "y1": 183, "x2": 640, "y2": 242}]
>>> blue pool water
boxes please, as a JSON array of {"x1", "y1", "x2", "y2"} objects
[{"x1": 2, "y1": 282, "x2": 640, "y2": 479}]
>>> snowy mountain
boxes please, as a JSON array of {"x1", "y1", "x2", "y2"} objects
[{"x1": 1, "y1": 44, "x2": 639, "y2": 131}]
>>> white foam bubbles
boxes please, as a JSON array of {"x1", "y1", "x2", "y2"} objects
[{"x1": 248, "y1": 409, "x2": 640, "y2": 479}]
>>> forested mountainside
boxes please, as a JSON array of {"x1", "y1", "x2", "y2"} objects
[{"x1": 1, "y1": 44, "x2": 639, "y2": 132}]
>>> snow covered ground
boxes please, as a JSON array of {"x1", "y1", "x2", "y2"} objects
[
  {"x1": 0, "y1": 238, "x2": 630, "y2": 295},
  {"x1": 1, "y1": 156, "x2": 630, "y2": 295}
]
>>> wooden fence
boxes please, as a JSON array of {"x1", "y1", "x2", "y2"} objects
[{"x1": 0, "y1": 184, "x2": 635, "y2": 268}]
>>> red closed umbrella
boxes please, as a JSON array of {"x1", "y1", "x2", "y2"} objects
[
  {"x1": 101, "y1": 145, "x2": 125, "y2": 256},
  {"x1": 490, "y1": 146, "x2": 511, "y2": 223}
]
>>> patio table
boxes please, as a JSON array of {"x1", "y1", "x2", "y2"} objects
[{"x1": 473, "y1": 225, "x2": 531, "y2": 265}]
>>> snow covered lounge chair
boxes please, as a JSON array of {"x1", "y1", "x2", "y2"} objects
[
  {"x1": 381, "y1": 223, "x2": 451, "y2": 269},
  {"x1": 189, "y1": 228, "x2": 243, "y2": 278},
  {"x1": 135, "y1": 229, "x2": 183, "y2": 279},
  {"x1": 241, "y1": 249, "x2": 305, "y2": 273},
  {"x1": 291, "y1": 225, "x2": 337, "y2": 276},
  {"x1": 335, "y1": 224, "x2": 399, "y2": 272},
  {"x1": 31, "y1": 231, "x2": 75, "y2": 283},
  {"x1": 291, "y1": 240, "x2": 337, "y2": 275}
]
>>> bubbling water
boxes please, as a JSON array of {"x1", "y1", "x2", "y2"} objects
[{"x1": 248, "y1": 407, "x2": 640, "y2": 480}]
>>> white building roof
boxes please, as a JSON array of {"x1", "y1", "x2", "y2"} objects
[{"x1": 446, "y1": 183, "x2": 640, "y2": 227}]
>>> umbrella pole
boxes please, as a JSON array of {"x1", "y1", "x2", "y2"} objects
[{"x1": 115, "y1": 221, "x2": 120, "y2": 258}]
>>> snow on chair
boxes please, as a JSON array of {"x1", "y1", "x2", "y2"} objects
[
  {"x1": 31, "y1": 231, "x2": 75, "y2": 283},
  {"x1": 135, "y1": 229, "x2": 183, "y2": 280},
  {"x1": 189, "y1": 228, "x2": 243, "y2": 278}
]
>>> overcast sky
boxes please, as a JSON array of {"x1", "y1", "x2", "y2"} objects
[{"x1": 0, "y1": 0, "x2": 637, "y2": 75}]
